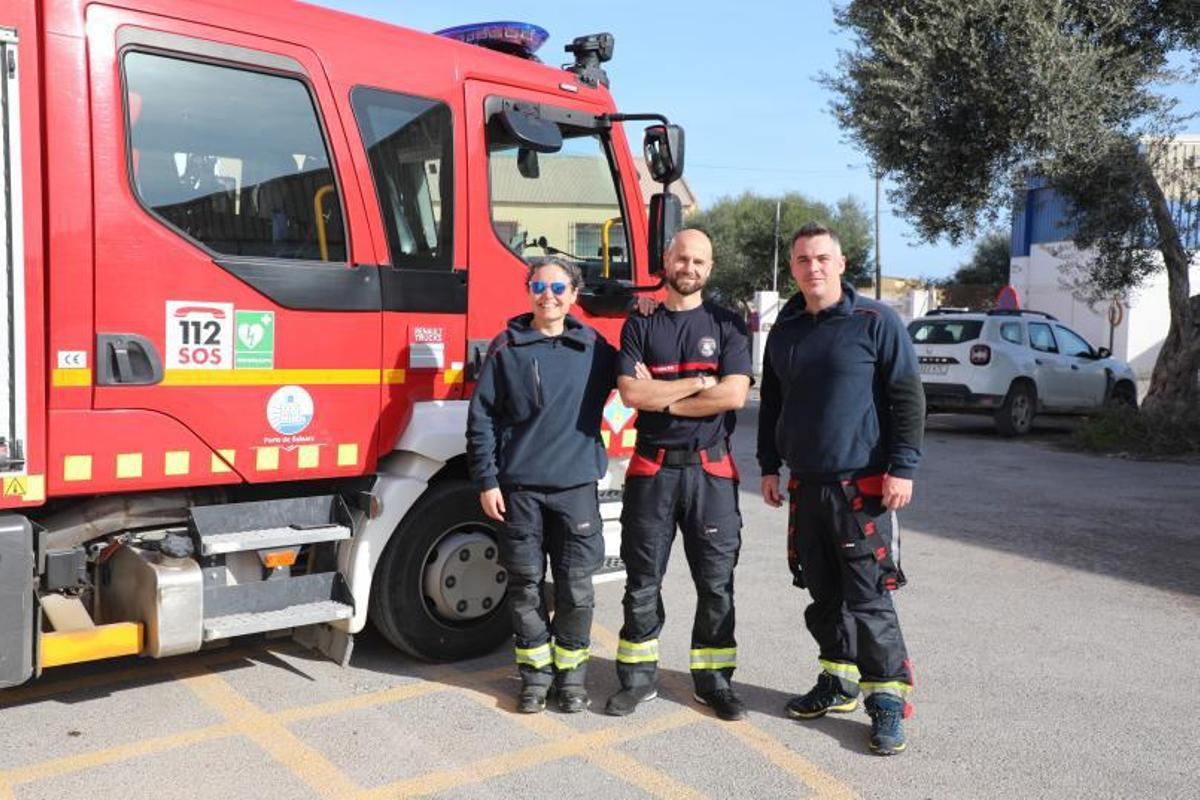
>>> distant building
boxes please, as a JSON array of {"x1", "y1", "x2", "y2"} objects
[
  {"x1": 1008, "y1": 136, "x2": 1200, "y2": 387},
  {"x1": 854, "y1": 275, "x2": 939, "y2": 322},
  {"x1": 488, "y1": 152, "x2": 697, "y2": 278}
]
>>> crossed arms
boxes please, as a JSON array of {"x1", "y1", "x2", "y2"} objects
[{"x1": 617, "y1": 365, "x2": 750, "y2": 417}]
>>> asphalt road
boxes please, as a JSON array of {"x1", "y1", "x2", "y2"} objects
[{"x1": 1, "y1": 404, "x2": 1197, "y2": 799}]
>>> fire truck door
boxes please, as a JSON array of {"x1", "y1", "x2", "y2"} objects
[
  {"x1": 462, "y1": 81, "x2": 636, "y2": 364},
  {"x1": 335, "y1": 84, "x2": 469, "y2": 452},
  {"x1": 83, "y1": 11, "x2": 382, "y2": 490}
]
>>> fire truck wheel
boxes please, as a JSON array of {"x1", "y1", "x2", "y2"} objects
[{"x1": 370, "y1": 479, "x2": 511, "y2": 661}]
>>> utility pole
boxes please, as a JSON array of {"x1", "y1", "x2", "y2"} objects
[
  {"x1": 772, "y1": 199, "x2": 781, "y2": 293},
  {"x1": 874, "y1": 171, "x2": 882, "y2": 300}
]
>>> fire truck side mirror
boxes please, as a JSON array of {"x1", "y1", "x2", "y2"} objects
[
  {"x1": 648, "y1": 193, "x2": 682, "y2": 275},
  {"x1": 643, "y1": 124, "x2": 685, "y2": 185},
  {"x1": 517, "y1": 148, "x2": 540, "y2": 179},
  {"x1": 498, "y1": 107, "x2": 562, "y2": 153}
]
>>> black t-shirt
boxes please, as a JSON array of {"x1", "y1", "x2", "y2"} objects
[{"x1": 619, "y1": 301, "x2": 753, "y2": 450}]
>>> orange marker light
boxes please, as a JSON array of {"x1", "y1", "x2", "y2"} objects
[{"x1": 263, "y1": 550, "x2": 298, "y2": 569}]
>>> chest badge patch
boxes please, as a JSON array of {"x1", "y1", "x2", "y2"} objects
[{"x1": 698, "y1": 336, "x2": 717, "y2": 357}]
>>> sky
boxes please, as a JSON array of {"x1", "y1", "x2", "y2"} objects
[{"x1": 311, "y1": 1, "x2": 1200, "y2": 280}]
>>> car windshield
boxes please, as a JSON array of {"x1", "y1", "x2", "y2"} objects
[{"x1": 908, "y1": 320, "x2": 984, "y2": 344}]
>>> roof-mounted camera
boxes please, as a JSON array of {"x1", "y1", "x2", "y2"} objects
[{"x1": 564, "y1": 33, "x2": 614, "y2": 88}]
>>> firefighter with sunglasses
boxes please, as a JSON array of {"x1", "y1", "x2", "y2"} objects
[{"x1": 467, "y1": 256, "x2": 617, "y2": 714}]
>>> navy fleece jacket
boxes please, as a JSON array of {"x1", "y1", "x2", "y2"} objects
[
  {"x1": 467, "y1": 313, "x2": 617, "y2": 491},
  {"x1": 757, "y1": 283, "x2": 925, "y2": 481}
]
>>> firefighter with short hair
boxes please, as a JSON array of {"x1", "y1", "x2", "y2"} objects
[
  {"x1": 467, "y1": 256, "x2": 617, "y2": 714},
  {"x1": 604, "y1": 229, "x2": 753, "y2": 720},
  {"x1": 758, "y1": 222, "x2": 924, "y2": 755}
]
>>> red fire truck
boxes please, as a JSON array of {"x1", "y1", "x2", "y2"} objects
[{"x1": 0, "y1": 1, "x2": 684, "y2": 688}]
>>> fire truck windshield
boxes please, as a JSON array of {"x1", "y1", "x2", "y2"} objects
[{"x1": 487, "y1": 121, "x2": 632, "y2": 283}]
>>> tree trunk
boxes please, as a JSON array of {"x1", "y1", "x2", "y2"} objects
[{"x1": 1136, "y1": 150, "x2": 1199, "y2": 412}]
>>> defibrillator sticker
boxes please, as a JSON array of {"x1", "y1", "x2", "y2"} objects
[
  {"x1": 166, "y1": 302, "x2": 233, "y2": 369},
  {"x1": 235, "y1": 311, "x2": 275, "y2": 369}
]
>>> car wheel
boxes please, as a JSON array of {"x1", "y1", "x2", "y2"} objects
[
  {"x1": 369, "y1": 479, "x2": 511, "y2": 661},
  {"x1": 995, "y1": 382, "x2": 1035, "y2": 437},
  {"x1": 1106, "y1": 382, "x2": 1138, "y2": 410}
]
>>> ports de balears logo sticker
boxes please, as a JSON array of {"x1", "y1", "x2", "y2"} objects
[{"x1": 267, "y1": 385, "x2": 314, "y2": 436}]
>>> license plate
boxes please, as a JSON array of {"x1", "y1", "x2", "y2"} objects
[{"x1": 919, "y1": 363, "x2": 949, "y2": 376}]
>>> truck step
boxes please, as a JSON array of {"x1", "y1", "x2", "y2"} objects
[
  {"x1": 190, "y1": 495, "x2": 354, "y2": 555},
  {"x1": 198, "y1": 524, "x2": 349, "y2": 556},
  {"x1": 202, "y1": 600, "x2": 352, "y2": 641}
]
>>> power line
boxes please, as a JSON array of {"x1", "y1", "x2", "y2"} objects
[{"x1": 686, "y1": 162, "x2": 869, "y2": 175}]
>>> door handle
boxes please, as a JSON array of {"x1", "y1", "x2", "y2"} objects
[
  {"x1": 96, "y1": 334, "x2": 164, "y2": 386},
  {"x1": 1035, "y1": 358, "x2": 1044, "y2": 366},
  {"x1": 1070, "y1": 364, "x2": 1079, "y2": 371}
]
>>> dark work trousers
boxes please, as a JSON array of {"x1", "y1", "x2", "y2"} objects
[
  {"x1": 500, "y1": 483, "x2": 605, "y2": 689},
  {"x1": 617, "y1": 463, "x2": 742, "y2": 694},
  {"x1": 787, "y1": 477, "x2": 913, "y2": 703}
]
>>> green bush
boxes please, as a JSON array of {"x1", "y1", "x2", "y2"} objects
[{"x1": 1074, "y1": 403, "x2": 1200, "y2": 457}]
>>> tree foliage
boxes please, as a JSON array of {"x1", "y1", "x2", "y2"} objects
[
  {"x1": 937, "y1": 230, "x2": 1011, "y2": 308},
  {"x1": 686, "y1": 192, "x2": 873, "y2": 309},
  {"x1": 828, "y1": 0, "x2": 1200, "y2": 409}
]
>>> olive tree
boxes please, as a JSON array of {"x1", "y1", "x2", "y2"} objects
[{"x1": 827, "y1": 0, "x2": 1200, "y2": 409}]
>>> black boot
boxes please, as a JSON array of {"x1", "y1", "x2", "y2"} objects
[
  {"x1": 516, "y1": 683, "x2": 549, "y2": 714},
  {"x1": 604, "y1": 685, "x2": 658, "y2": 716}
]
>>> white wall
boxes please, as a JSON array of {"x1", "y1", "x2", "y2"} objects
[{"x1": 1009, "y1": 244, "x2": 1200, "y2": 386}]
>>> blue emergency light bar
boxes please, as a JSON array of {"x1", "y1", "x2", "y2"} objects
[{"x1": 434, "y1": 21, "x2": 550, "y2": 60}]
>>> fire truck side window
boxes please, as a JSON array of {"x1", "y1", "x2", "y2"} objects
[
  {"x1": 124, "y1": 52, "x2": 347, "y2": 262},
  {"x1": 486, "y1": 120, "x2": 632, "y2": 282},
  {"x1": 350, "y1": 88, "x2": 454, "y2": 269}
]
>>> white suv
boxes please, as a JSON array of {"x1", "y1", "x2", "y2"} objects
[{"x1": 908, "y1": 309, "x2": 1138, "y2": 436}]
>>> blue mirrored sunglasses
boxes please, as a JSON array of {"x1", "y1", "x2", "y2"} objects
[{"x1": 529, "y1": 280, "x2": 569, "y2": 296}]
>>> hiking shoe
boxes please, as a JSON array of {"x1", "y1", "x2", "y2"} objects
[
  {"x1": 693, "y1": 688, "x2": 746, "y2": 721},
  {"x1": 865, "y1": 694, "x2": 907, "y2": 755},
  {"x1": 556, "y1": 686, "x2": 590, "y2": 714},
  {"x1": 516, "y1": 684, "x2": 549, "y2": 714},
  {"x1": 604, "y1": 685, "x2": 658, "y2": 716},
  {"x1": 785, "y1": 672, "x2": 859, "y2": 719}
]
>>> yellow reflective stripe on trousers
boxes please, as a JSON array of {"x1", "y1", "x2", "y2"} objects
[
  {"x1": 689, "y1": 647, "x2": 737, "y2": 670},
  {"x1": 552, "y1": 643, "x2": 590, "y2": 670},
  {"x1": 819, "y1": 659, "x2": 861, "y2": 682},
  {"x1": 859, "y1": 680, "x2": 912, "y2": 699},
  {"x1": 515, "y1": 643, "x2": 552, "y2": 669},
  {"x1": 616, "y1": 638, "x2": 659, "y2": 664}
]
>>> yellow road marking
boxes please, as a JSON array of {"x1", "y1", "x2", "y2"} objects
[
  {"x1": 723, "y1": 723, "x2": 859, "y2": 800},
  {"x1": 584, "y1": 750, "x2": 707, "y2": 800},
  {"x1": 0, "y1": 776, "x2": 13, "y2": 800},
  {"x1": 0, "y1": 644, "x2": 261, "y2": 707},
  {"x1": 275, "y1": 680, "x2": 447, "y2": 724},
  {"x1": 457, "y1": 672, "x2": 705, "y2": 800},
  {"x1": 3, "y1": 722, "x2": 239, "y2": 785},
  {"x1": 176, "y1": 669, "x2": 361, "y2": 799},
  {"x1": 598, "y1": 623, "x2": 858, "y2": 800},
  {"x1": 364, "y1": 708, "x2": 697, "y2": 800}
]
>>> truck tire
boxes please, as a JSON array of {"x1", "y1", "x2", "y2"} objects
[
  {"x1": 995, "y1": 381, "x2": 1035, "y2": 437},
  {"x1": 370, "y1": 479, "x2": 511, "y2": 661}
]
